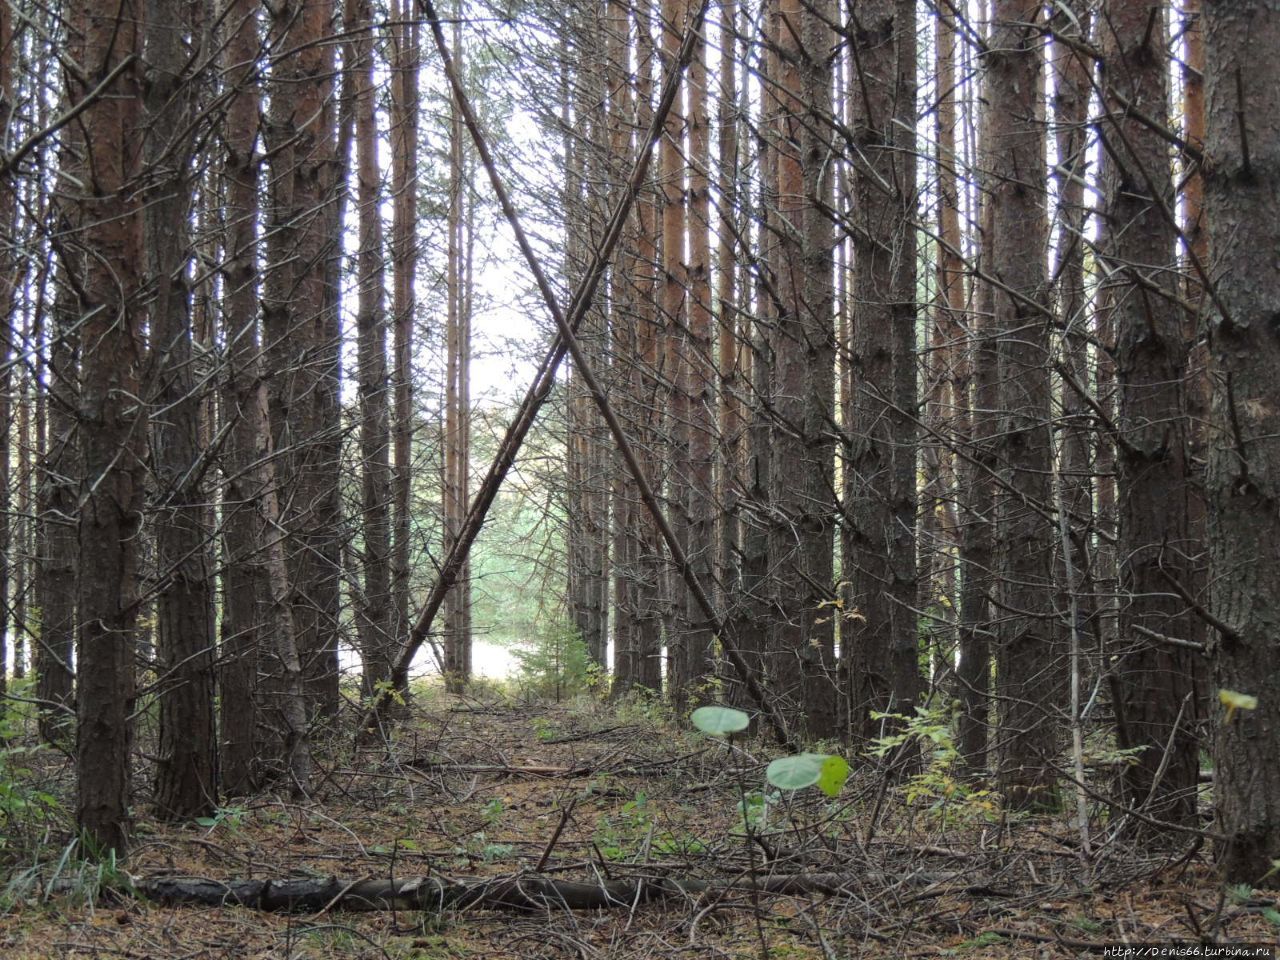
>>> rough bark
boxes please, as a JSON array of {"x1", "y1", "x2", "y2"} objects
[
  {"x1": 443, "y1": 10, "x2": 473, "y2": 692},
  {"x1": 261, "y1": 0, "x2": 326, "y2": 779},
  {"x1": 38, "y1": 124, "x2": 80, "y2": 742},
  {"x1": 390, "y1": 0, "x2": 420, "y2": 658},
  {"x1": 623, "y1": 0, "x2": 664, "y2": 696},
  {"x1": 128, "y1": 870, "x2": 923, "y2": 913},
  {"x1": 715, "y1": 0, "x2": 742, "y2": 631},
  {"x1": 983, "y1": 0, "x2": 1061, "y2": 810},
  {"x1": 263, "y1": 0, "x2": 342, "y2": 721},
  {"x1": 657, "y1": 0, "x2": 691, "y2": 704},
  {"x1": 218, "y1": 0, "x2": 268, "y2": 798},
  {"x1": 145, "y1": 0, "x2": 218, "y2": 821},
  {"x1": 1099, "y1": 0, "x2": 1199, "y2": 828},
  {"x1": 606, "y1": 0, "x2": 635, "y2": 682},
  {"x1": 766, "y1": 0, "x2": 837, "y2": 740},
  {"x1": 1202, "y1": 0, "x2": 1280, "y2": 887},
  {"x1": 0, "y1": 0, "x2": 12, "y2": 701},
  {"x1": 351, "y1": 0, "x2": 393, "y2": 698},
  {"x1": 844, "y1": 0, "x2": 920, "y2": 744},
  {"x1": 71, "y1": 0, "x2": 144, "y2": 856},
  {"x1": 679, "y1": 0, "x2": 716, "y2": 706}
]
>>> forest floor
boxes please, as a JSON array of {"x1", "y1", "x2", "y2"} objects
[{"x1": 0, "y1": 688, "x2": 1276, "y2": 959}]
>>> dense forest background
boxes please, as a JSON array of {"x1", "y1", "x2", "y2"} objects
[{"x1": 0, "y1": 0, "x2": 1278, "y2": 919}]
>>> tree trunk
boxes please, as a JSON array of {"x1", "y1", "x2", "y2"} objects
[
  {"x1": 765, "y1": 0, "x2": 837, "y2": 740},
  {"x1": 145, "y1": 0, "x2": 218, "y2": 821},
  {"x1": 218, "y1": 0, "x2": 269, "y2": 798},
  {"x1": 625, "y1": 0, "x2": 664, "y2": 695},
  {"x1": 390, "y1": 0, "x2": 420, "y2": 659},
  {"x1": 679, "y1": 0, "x2": 715, "y2": 707},
  {"x1": 950, "y1": 8, "x2": 994, "y2": 776},
  {"x1": 1202, "y1": 0, "x2": 1280, "y2": 887},
  {"x1": 263, "y1": 0, "x2": 342, "y2": 722},
  {"x1": 657, "y1": 0, "x2": 691, "y2": 705},
  {"x1": 352, "y1": 0, "x2": 394, "y2": 699},
  {"x1": 1099, "y1": 0, "x2": 1199, "y2": 828},
  {"x1": 38, "y1": 95, "x2": 81, "y2": 741},
  {"x1": 443, "y1": 12, "x2": 473, "y2": 692},
  {"x1": 984, "y1": 0, "x2": 1061, "y2": 810},
  {"x1": 715, "y1": 0, "x2": 742, "y2": 634},
  {"x1": 262, "y1": 0, "x2": 330, "y2": 776},
  {"x1": 844, "y1": 0, "x2": 920, "y2": 744},
  {"x1": 607, "y1": 0, "x2": 635, "y2": 683},
  {"x1": 72, "y1": 0, "x2": 144, "y2": 856}
]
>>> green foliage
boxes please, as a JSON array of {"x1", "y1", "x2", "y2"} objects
[
  {"x1": 942, "y1": 931, "x2": 1007, "y2": 953},
  {"x1": 511, "y1": 621, "x2": 600, "y2": 701},
  {"x1": 612, "y1": 686, "x2": 672, "y2": 726},
  {"x1": 690, "y1": 705, "x2": 749, "y2": 736},
  {"x1": 736, "y1": 789, "x2": 780, "y2": 834},
  {"x1": 481, "y1": 797, "x2": 505, "y2": 828},
  {"x1": 194, "y1": 805, "x2": 248, "y2": 834},
  {"x1": 689, "y1": 706, "x2": 851, "y2": 798},
  {"x1": 765, "y1": 753, "x2": 849, "y2": 797},
  {"x1": 530, "y1": 716, "x2": 559, "y2": 741},
  {"x1": 0, "y1": 677, "x2": 62, "y2": 853},
  {"x1": 593, "y1": 791, "x2": 655, "y2": 861},
  {"x1": 870, "y1": 702, "x2": 997, "y2": 823}
]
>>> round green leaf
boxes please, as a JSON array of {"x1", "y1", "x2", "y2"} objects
[
  {"x1": 817, "y1": 755, "x2": 850, "y2": 797},
  {"x1": 766, "y1": 753, "x2": 830, "y2": 791},
  {"x1": 691, "y1": 706, "x2": 750, "y2": 736}
]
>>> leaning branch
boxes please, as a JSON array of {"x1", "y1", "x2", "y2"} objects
[
  {"x1": 360, "y1": 0, "x2": 714, "y2": 738},
  {"x1": 419, "y1": 0, "x2": 795, "y2": 747}
]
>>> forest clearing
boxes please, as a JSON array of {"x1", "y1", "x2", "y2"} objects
[{"x1": 0, "y1": 0, "x2": 1278, "y2": 955}]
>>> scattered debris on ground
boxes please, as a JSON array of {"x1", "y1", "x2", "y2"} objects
[{"x1": 0, "y1": 690, "x2": 1274, "y2": 958}]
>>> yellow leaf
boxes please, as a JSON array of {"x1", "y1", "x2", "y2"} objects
[{"x1": 1219, "y1": 688, "x2": 1259, "y2": 724}]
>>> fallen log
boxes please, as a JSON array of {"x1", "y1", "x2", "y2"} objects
[{"x1": 124, "y1": 870, "x2": 939, "y2": 914}]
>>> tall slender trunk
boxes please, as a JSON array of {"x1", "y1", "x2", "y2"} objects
[
  {"x1": 936, "y1": 6, "x2": 970, "y2": 707},
  {"x1": 0, "y1": 0, "x2": 15, "y2": 699},
  {"x1": 715, "y1": 0, "x2": 741, "y2": 627},
  {"x1": 736, "y1": 0, "x2": 774, "y2": 718},
  {"x1": 954, "y1": 8, "x2": 994, "y2": 773},
  {"x1": 761, "y1": 0, "x2": 837, "y2": 739},
  {"x1": 1202, "y1": 0, "x2": 1280, "y2": 887},
  {"x1": 264, "y1": 0, "x2": 342, "y2": 720},
  {"x1": 627, "y1": 0, "x2": 664, "y2": 694},
  {"x1": 443, "y1": 10, "x2": 473, "y2": 692},
  {"x1": 145, "y1": 0, "x2": 218, "y2": 820},
  {"x1": 985, "y1": 0, "x2": 1060, "y2": 809},
  {"x1": 390, "y1": 0, "x2": 419, "y2": 656},
  {"x1": 71, "y1": 0, "x2": 145, "y2": 856},
  {"x1": 352, "y1": 0, "x2": 393, "y2": 698},
  {"x1": 263, "y1": 0, "x2": 333, "y2": 767},
  {"x1": 219, "y1": 0, "x2": 269, "y2": 796},
  {"x1": 844, "y1": 0, "x2": 919, "y2": 744},
  {"x1": 607, "y1": 0, "x2": 635, "y2": 682},
  {"x1": 658, "y1": 0, "x2": 690, "y2": 704},
  {"x1": 678, "y1": 0, "x2": 715, "y2": 706},
  {"x1": 1099, "y1": 0, "x2": 1198, "y2": 827},
  {"x1": 39, "y1": 73, "x2": 80, "y2": 741}
]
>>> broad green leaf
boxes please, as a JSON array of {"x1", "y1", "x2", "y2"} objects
[
  {"x1": 766, "y1": 753, "x2": 830, "y2": 791},
  {"x1": 691, "y1": 706, "x2": 750, "y2": 736},
  {"x1": 816, "y1": 755, "x2": 850, "y2": 797}
]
